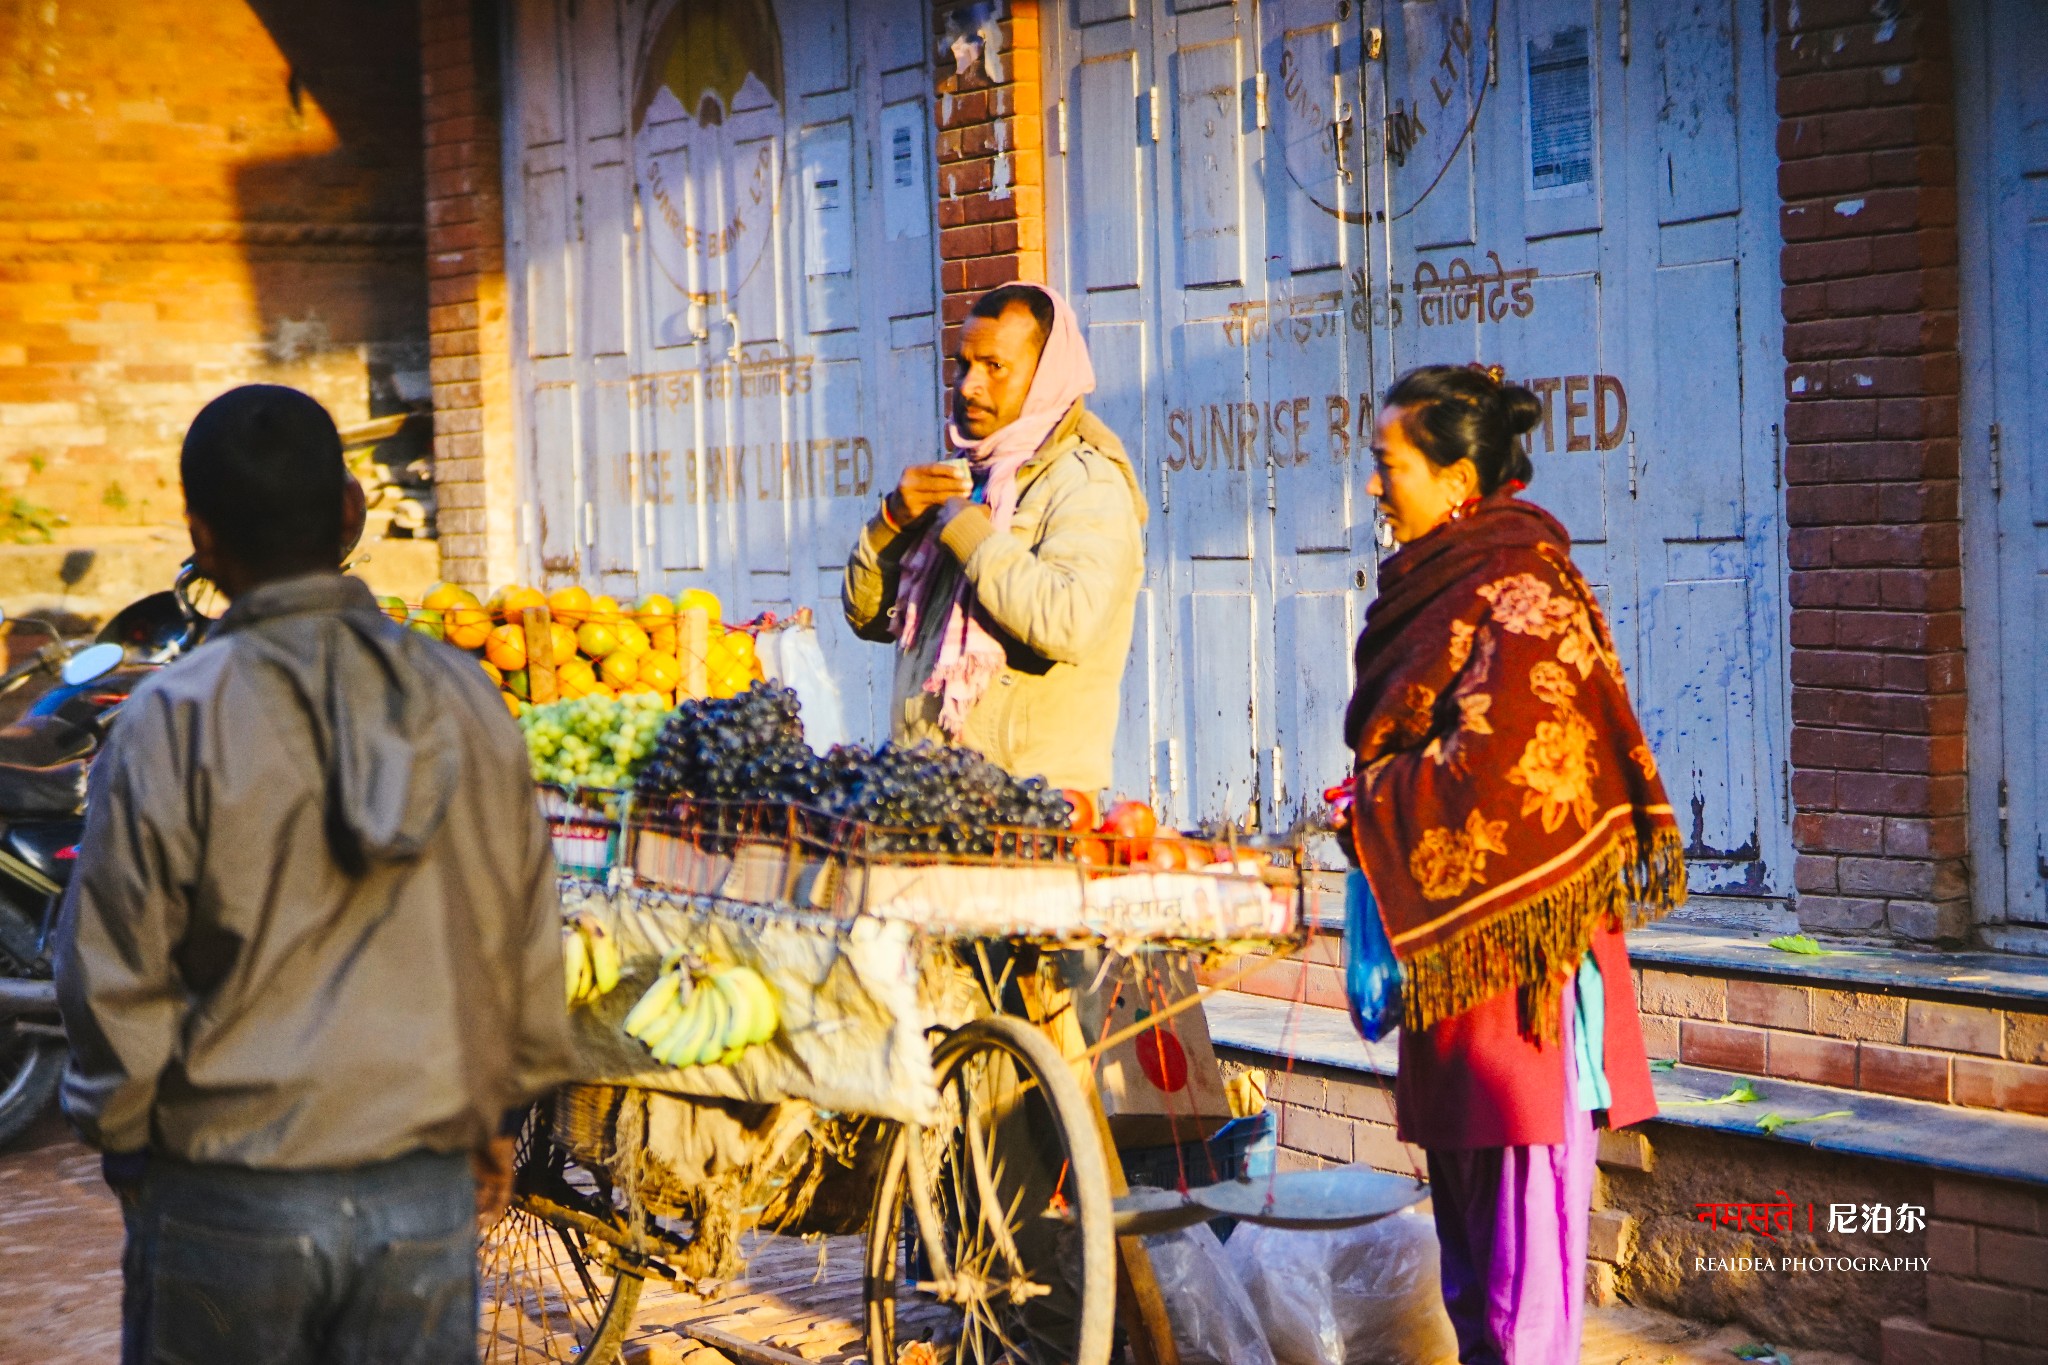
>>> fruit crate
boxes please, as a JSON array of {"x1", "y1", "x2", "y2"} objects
[
  {"x1": 621, "y1": 799, "x2": 1308, "y2": 944},
  {"x1": 537, "y1": 784, "x2": 625, "y2": 877}
]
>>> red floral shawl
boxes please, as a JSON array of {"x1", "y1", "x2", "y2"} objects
[{"x1": 1345, "y1": 493, "x2": 1686, "y2": 1041}]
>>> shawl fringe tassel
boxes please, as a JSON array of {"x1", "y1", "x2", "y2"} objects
[{"x1": 1399, "y1": 823, "x2": 1687, "y2": 1044}]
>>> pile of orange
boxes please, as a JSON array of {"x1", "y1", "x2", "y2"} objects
[{"x1": 383, "y1": 581, "x2": 762, "y2": 716}]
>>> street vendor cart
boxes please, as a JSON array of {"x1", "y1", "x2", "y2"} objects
[{"x1": 476, "y1": 783, "x2": 1419, "y2": 1365}]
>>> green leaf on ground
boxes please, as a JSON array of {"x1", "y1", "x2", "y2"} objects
[
  {"x1": 1669, "y1": 1079, "x2": 1762, "y2": 1108},
  {"x1": 1755, "y1": 1109, "x2": 1853, "y2": 1134},
  {"x1": 1650, "y1": 1058, "x2": 1677, "y2": 1071},
  {"x1": 1731, "y1": 1347, "x2": 1792, "y2": 1364},
  {"x1": 1768, "y1": 934, "x2": 1828, "y2": 955}
]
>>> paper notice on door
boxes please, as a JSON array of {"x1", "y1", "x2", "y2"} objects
[
  {"x1": 1526, "y1": 25, "x2": 1594, "y2": 198},
  {"x1": 879, "y1": 101, "x2": 930, "y2": 241},
  {"x1": 802, "y1": 126, "x2": 855, "y2": 277}
]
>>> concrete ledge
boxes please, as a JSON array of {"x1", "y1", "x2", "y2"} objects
[{"x1": 1205, "y1": 993, "x2": 2048, "y2": 1189}]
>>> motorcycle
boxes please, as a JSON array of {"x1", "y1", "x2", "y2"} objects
[{"x1": 0, "y1": 564, "x2": 214, "y2": 1147}]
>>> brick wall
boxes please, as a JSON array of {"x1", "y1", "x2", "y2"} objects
[
  {"x1": 420, "y1": 0, "x2": 518, "y2": 593},
  {"x1": 932, "y1": 0, "x2": 1047, "y2": 371},
  {"x1": 1637, "y1": 963, "x2": 2048, "y2": 1118},
  {"x1": 1777, "y1": 0, "x2": 1968, "y2": 944},
  {"x1": 1216, "y1": 925, "x2": 2048, "y2": 1119},
  {"x1": 0, "y1": 0, "x2": 427, "y2": 543}
]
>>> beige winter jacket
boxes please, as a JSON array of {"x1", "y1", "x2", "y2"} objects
[{"x1": 843, "y1": 402, "x2": 1145, "y2": 792}]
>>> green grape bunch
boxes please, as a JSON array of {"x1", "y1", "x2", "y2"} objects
[{"x1": 519, "y1": 692, "x2": 671, "y2": 789}]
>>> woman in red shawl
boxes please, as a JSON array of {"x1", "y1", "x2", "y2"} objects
[{"x1": 1344, "y1": 365, "x2": 1686, "y2": 1364}]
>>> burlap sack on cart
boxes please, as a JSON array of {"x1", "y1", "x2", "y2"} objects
[{"x1": 559, "y1": 886, "x2": 979, "y2": 1126}]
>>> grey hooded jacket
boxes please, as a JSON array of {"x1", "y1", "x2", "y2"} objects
[{"x1": 53, "y1": 574, "x2": 574, "y2": 1168}]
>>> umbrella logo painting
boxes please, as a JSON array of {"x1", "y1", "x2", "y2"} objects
[{"x1": 632, "y1": 0, "x2": 785, "y2": 345}]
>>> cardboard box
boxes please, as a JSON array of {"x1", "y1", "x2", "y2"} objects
[{"x1": 1059, "y1": 950, "x2": 1233, "y2": 1148}]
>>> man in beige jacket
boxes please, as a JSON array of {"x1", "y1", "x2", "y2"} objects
[{"x1": 843, "y1": 283, "x2": 1144, "y2": 793}]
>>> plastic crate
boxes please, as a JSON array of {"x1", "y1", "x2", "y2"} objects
[
  {"x1": 537, "y1": 785, "x2": 622, "y2": 877},
  {"x1": 1119, "y1": 1111, "x2": 1274, "y2": 1192}
]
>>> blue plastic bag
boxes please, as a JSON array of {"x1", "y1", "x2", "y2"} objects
[{"x1": 1343, "y1": 869, "x2": 1403, "y2": 1042}]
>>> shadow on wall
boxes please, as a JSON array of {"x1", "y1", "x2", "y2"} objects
[{"x1": 236, "y1": 0, "x2": 435, "y2": 543}]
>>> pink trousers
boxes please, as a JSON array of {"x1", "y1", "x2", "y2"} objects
[{"x1": 1425, "y1": 1102, "x2": 1599, "y2": 1364}]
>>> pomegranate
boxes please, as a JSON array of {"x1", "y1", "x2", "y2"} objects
[
  {"x1": 1059, "y1": 788, "x2": 1098, "y2": 832},
  {"x1": 1099, "y1": 799, "x2": 1158, "y2": 859}
]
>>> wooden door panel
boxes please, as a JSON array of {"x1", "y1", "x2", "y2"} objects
[
  {"x1": 1172, "y1": 37, "x2": 1248, "y2": 288},
  {"x1": 525, "y1": 167, "x2": 574, "y2": 359},
  {"x1": 1651, "y1": 0, "x2": 1740, "y2": 225},
  {"x1": 1185, "y1": 587, "x2": 1260, "y2": 823},
  {"x1": 1075, "y1": 52, "x2": 1146, "y2": 292},
  {"x1": 531, "y1": 382, "x2": 581, "y2": 576}
]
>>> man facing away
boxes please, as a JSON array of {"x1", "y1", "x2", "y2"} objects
[
  {"x1": 54, "y1": 385, "x2": 575, "y2": 1365},
  {"x1": 843, "y1": 282, "x2": 1146, "y2": 793}
]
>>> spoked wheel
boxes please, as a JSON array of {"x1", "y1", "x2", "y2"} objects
[
  {"x1": 864, "y1": 1015, "x2": 1116, "y2": 1365},
  {"x1": 477, "y1": 1106, "x2": 646, "y2": 1364}
]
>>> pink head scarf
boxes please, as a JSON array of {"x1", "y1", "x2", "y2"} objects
[{"x1": 892, "y1": 282, "x2": 1095, "y2": 737}]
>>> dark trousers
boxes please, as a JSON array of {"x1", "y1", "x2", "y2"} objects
[{"x1": 121, "y1": 1150, "x2": 478, "y2": 1365}]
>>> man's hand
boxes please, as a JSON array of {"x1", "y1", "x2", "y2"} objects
[
  {"x1": 473, "y1": 1135, "x2": 518, "y2": 1225},
  {"x1": 891, "y1": 463, "x2": 973, "y2": 523}
]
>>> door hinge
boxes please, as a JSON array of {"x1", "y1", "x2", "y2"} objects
[
  {"x1": 1990, "y1": 423, "x2": 2004, "y2": 498},
  {"x1": 1487, "y1": 21, "x2": 1500, "y2": 86},
  {"x1": 1781, "y1": 760, "x2": 1790, "y2": 825},
  {"x1": 2000, "y1": 777, "x2": 2011, "y2": 850},
  {"x1": 644, "y1": 500, "x2": 657, "y2": 547},
  {"x1": 1619, "y1": 0, "x2": 1632, "y2": 64},
  {"x1": 1771, "y1": 422, "x2": 1782, "y2": 490},
  {"x1": 1269, "y1": 746, "x2": 1287, "y2": 813},
  {"x1": 1148, "y1": 86, "x2": 1162, "y2": 143},
  {"x1": 583, "y1": 500, "x2": 596, "y2": 547},
  {"x1": 1627, "y1": 432, "x2": 1639, "y2": 500},
  {"x1": 1056, "y1": 98, "x2": 1068, "y2": 156},
  {"x1": 1266, "y1": 458, "x2": 1278, "y2": 513},
  {"x1": 1254, "y1": 71, "x2": 1269, "y2": 129},
  {"x1": 1160, "y1": 469, "x2": 1171, "y2": 513}
]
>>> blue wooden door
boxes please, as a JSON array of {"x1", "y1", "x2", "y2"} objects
[
  {"x1": 508, "y1": 0, "x2": 941, "y2": 746},
  {"x1": 1963, "y1": 0, "x2": 2048, "y2": 933},
  {"x1": 1359, "y1": 0, "x2": 1789, "y2": 904}
]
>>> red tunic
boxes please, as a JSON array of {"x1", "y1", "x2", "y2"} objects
[{"x1": 1393, "y1": 925, "x2": 1657, "y2": 1150}]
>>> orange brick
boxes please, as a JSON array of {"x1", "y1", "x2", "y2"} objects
[{"x1": 1859, "y1": 1043, "x2": 1952, "y2": 1102}]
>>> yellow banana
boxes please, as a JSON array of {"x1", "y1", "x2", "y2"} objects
[
  {"x1": 578, "y1": 915, "x2": 621, "y2": 996},
  {"x1": 708, "y1": 970, "x2": 753, "y2": 1051},
  {"x1": 623, "y1": 970, "x2": 682, "y2": 1039},
  {"x1": 687, "y1": 982, "x2": 732, "y2": 1068},
  {"x1": 652, "y1": 990, "x2": 713, "y2": 1067},
  {"x1": 717, "y1": 1044, "x2": 746, "y2": 1066},
  {"x1": 563, "y1": 926, "x2": 593, "y2": 1005},
  {"x1": 731, "y1": 967, "x2": 780, "y2": 1044}
]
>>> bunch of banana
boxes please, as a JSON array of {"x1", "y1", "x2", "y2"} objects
[
  {"x1": 562, "y1": 912, "x2": 622, "y2": 1007},
  {"x1": 621, "y1": 960, "x2": 779, "y2": 1069}
]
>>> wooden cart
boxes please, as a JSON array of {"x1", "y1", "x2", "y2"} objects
[{"x1": 474, "y1": 800, "x2": 1316, "y2": 1365}]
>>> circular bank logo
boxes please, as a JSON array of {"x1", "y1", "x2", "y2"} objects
[{"x1": 632, "y1": 0, "x2": 785, "y2": 344}]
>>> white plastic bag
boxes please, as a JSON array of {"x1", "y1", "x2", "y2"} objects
[
  {"x1": 1226, "y1": 1208, "x2": 1459, "y2": 1365},
  {"x1": 775, "y1": 623, "x2": 848, "y2": 751},
  {"x1": 1142, "y1": 1220, "x2": 1276, "y2": 1365}
]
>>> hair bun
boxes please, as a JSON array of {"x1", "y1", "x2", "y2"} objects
[{"x1": 1499, "y1": 384, "x2": 1542, "y2": 438}]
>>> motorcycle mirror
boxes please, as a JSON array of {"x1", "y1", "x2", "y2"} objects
[{"x1": 61, "y1": 642, "x2": 125, "y2": 688}]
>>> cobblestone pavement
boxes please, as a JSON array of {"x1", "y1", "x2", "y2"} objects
[{"x1": 1, "y1": 1122, "x2": 1869, "y2": 1365}]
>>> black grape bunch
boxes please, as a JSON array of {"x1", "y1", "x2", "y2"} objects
[{"x1": 633, "y1": 683, "x2": 1074, "y2": 856}]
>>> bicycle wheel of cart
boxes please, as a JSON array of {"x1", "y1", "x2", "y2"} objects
[
  {"x1": 864, "y1": 1015, "x2": 1116, "y2": 1365},
  {"x1": 478, "y1": 1105, "x2": 644, "y2": 1364}
]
